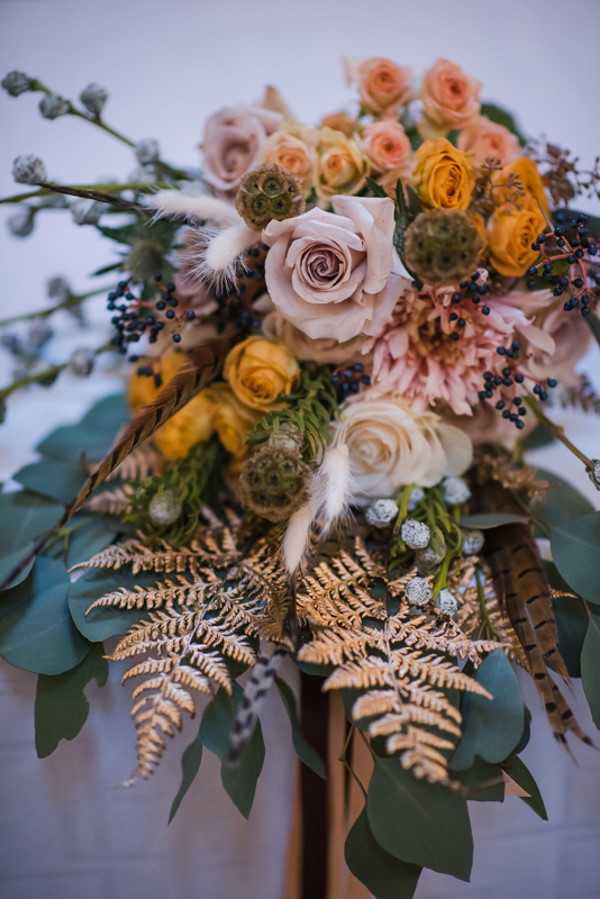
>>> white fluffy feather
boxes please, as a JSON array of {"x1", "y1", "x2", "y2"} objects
[
  {"x1": 283, "y1": 500, "x2": 316, "y2": 574},
  {"x1": 148, "y1": 190, "x2": 241, "y2": 225},
  {"x1": 313, "y1": 444, "x2": 352, "y2": 535},
  {"x1": 204, "y1": 223, "x2": 258, "y2": 273}
]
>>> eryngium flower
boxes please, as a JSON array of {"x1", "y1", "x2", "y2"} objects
[
  {"x1": 404, "y1": 209, "x2": 483, "y2": 285},
  {"x1": 12, "y1": 154, "x2": 47, "y2": 185},
  {"x1": 7, "y1": 207, "x2": 34, "y2": 237},
  {"x1": 46, "y1": 276, "x2": 72, "y2": 301},
  {"x1": 235, "y1": 165, "x2": 305, "y2": 231},
  {"x1": 238, "y1": 440, "x2": 310, "y2": 522},
  {"x1": 71, "y1": 199, "x2": 105, "y2": 225},
  {"x1": 135, "y1": 139, "x2": 160, "y2": 166},
  {"x1": 39, "y1": 93, "x2": 70, "y2": 119},
  {"x1": 2, "y1": 71, "x2": 33, "y2": 97},
  {"x1": 80, "y1": 82, "x2": 108, "y2": 117}
]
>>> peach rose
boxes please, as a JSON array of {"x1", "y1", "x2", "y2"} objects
[
  {"x1": 333, "y1": 395, "x2": 473, "y2": 500},
  {"x1": 362, "y1": 121, "x2": 412, "y2": 175},
  {"x1": 260, "y1": 127, "x2": 318, "y2": 193},
  {"x1": 315, "y1": 128, "x2": 369, "y2": 201},
  {"x1": 350, "y1": 57, "x2": 412, "y2": 116},
  {"x1": 420, "y1": 58, "x2": 481, "y2": 136},
  {"x1": 263, "y1": 195, "x2": 402, "y2": 343},
  {"x1": 263, "y1": 310, "x2": 369, "y2": 366},
  {"x1": 201, "y1": 105, "x2": 283, "y2": 193},
  {"x1": 458, "y1": 115, "x2": 519, "y2": 166}
]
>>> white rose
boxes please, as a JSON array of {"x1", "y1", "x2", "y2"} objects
[{"x1": 334, "y1": 395, "x2": 472, "y2": 502}]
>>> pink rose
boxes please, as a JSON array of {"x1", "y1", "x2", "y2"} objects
[
  {"x1": 348, "y1": 57, "x2": 412, "y2": 116},
  {"x1": 458, "y1": 116, "x2": 519, "y2": 166},
  {"x1": 201, "y1": 105, "x2": 283, "y2": 193},
  {"x1": 262, "y1": 196, "x2": 403, "y2": 343},
  {"x1": 420, "y1": 59, "x2": 481, "y2": 136},
  {"x1": 362, "y1": 120, "x2": 412, "y2": 175}
]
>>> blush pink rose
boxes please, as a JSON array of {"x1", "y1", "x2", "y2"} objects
[
  {"x1": 420, "y1": 58, "x2": 481, "y2": 136},
  {"x1": 458, "y1": 116, "x2": 520, "y2": 165},
  {"x1": 201, "y1": 105, "x2": 283, "y2": 192},
  {"x1": 362, "y1": 120, "x2": 412, "y2": 174},
  {"x1": 262, "y1": 196, "x2": 403, "y2": 343},
  {"x1": 351, "y1": 57, "x2": 412, "y2": 116}
]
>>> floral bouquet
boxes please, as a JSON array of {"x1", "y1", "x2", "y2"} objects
[{"x1": 1, "y1": 56, "x2": 600, "y2": 898}]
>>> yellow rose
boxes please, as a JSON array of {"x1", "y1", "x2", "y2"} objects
[
  {"x1": 496, "y1": 156, "x2": 549, "y2": 217},
  {"x1": 154, "y1": 391, "x2": 217, "y2": 460},
  {"x1": 127, "y1": 350, "x2": 216, "y2": 461},
  {"x1": 224, "y1": 336, "x2": 299, "y2": 411},
  {"x1": 315, "y1": 127, "x2": 369, "y2": 201},
  {"x1": 411, "y1": 138, "x2": 475, "y2": 210},
  {"x1": 488, "y1": 200, "x2": 547, "y2": 277},
  {"x1": 205, "y1": 383, "x2": 260, "y2": 458}
]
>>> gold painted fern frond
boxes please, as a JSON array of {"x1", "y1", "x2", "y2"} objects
[
  {"x1": 85, "y1": 485, "x2": 133, "y2": 516},
  {"x1": 106, "y1": 442, "x2": 165, "y2": 483},
  {"x1": 297, "y1": 538, "x2": 505, "y2": 785}
]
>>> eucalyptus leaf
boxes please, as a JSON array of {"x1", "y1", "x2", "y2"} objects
[
  {"x1": 275, "y1": 676, "x2": 326, "y2": 779},
  {"x1": 0, "y1": 545, "x2": 35, "y2": 590},
  {"x1": 553, "y1": 591, "x2": 588, "y2": 677},
  {"x1": 345, "y1": 809, "x2": 421, "y2": 899},
  {"x1": 0, "y1": 492, "x2": 63, "y2": 558},
  {"x1": 68, "y1": 569, "x2": 152, "y2": 641},
  {"x1": 13, "y1": 458, "x2": 87, "y2": 505},
  {"x1": 536, "y1": 469, "x2": 594, "y2": 529},
  {"x1": 35, "y1": 642, "x2": 108, "y2": 758},
  {"x1": 501, "y1": 756, "x2": 548, "y2": 820},
  {"x1": 200, "y1": 686, "x2": 265, "y2": 818},
  {"x1": 65, "y1": 515, "x2": 121, "y2": 568},
  {"x1": 367, "y1": 757, "x2": 473, "y2": 880},
  {"x1": 36, "y1": 424, "x2": 115, "y2": 464},
  {"x1": 550, "y1": 512, "x2": 600, "y2": 603},
  {"x1": 0, "y1": 557, "x2": 89, "y2": 674},
  {"x1": 455, "y1": 759, "x2": 504, "y2": 802},
  {"x1": 451, "y1": 650, "x2": 524, "y2": 770},
  {"x1": 460, "y1": 513, "x2": 528, "y2": 529},
  {"x1": 168, "y1": 726, "x2": 203, "y2": 824},
  {"x1": 79, "y1": 392, "x2": 128, "y2": 433},
  {"x1": 581, "y1": 605, "x2": 600, "y2": 728}
]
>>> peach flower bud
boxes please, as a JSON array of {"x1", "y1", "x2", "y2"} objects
[
  {"x1": 260, "y1": 127, "x2": 318, "y2": 193},
  {"x1": 362, "y1": 120, "x2": 412, "y2": 175},
  {"x1": 420, "y1": 58, "x2": 481, "y2": 136},
  {"x1": 349, "y1": 57, "x2": 412, "y2": 116},
  {"x1": 319, "y1": 112, "x2": 358, "y2": 138},
  {"x1": 458, "y1": 115, "x2": 519, "y2": 166}
]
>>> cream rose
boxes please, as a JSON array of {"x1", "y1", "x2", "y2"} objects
[
  {"x1": 262, "y1": 195, "x2": 402, "y2": 343},
  {"x1": 334, "y1": 395, "x2": 473, "y2": 501},
  {"x1": 420, "y1": 58, "x2": 481, "y2": 137},
  {"x1": 315, "y1": 128, "x2": 369, "y2": 201},
  {"x1": 458, "y1": 115, "x2": 519, "y2": 166},
  {"x1": 201, "y1": 105, "x2": 283, "y2": 193}
]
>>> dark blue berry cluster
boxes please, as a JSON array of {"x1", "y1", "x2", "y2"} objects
[
  {"x1": 107, "y1": 275, "x2": 195, "y2": 357},
  {"x1": 331, "y1": 362, "x2": 371, "y2": 401}
]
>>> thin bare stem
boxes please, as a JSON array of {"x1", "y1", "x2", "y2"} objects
[
  {"x1": 0, "y1": 284, "x2": 112, "y2": 328},
  {"x1": 0, "y1": 181, "x2": 166, "y2": 207},
  {"x1": 525, "y1": 395, "x2": 593, "y2": 468},
  {"x1": 0, "y1": 340, "x2": 114, "y2": 403}
]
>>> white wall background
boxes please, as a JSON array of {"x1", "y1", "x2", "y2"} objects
[{"x1": 1, "y1": 1, "x2": 600, "y2": 898}]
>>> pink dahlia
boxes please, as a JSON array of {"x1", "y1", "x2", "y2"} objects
[{"x1": 367, "y1": 276, "x2": 550, "y2": 416}]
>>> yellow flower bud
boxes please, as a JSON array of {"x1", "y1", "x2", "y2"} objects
[
  {"x1": 224, "y1": 336, "x2": 299, "y2": 411},
  {"x1": 411, "y1": 138, "x2": 475, "y2": 210}
]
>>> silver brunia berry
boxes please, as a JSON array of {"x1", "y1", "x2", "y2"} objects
[
  {"x1": 401, "y1": 518, "x2": 431, "y2": 550},
  {"x1": 365, "y1": 498, "x2": 398, "y2": 528},
  {"x1": 406, "y1": 576, "x2": 432, "y2": 607}
]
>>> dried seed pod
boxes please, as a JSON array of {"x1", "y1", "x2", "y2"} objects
[
  {"x1": 238, "y1": 440, "x2": 310, "y2": 522},
  {"x1": 235, "y1": 165, "x2": 305, "y2": 231},
  {"x1": 404, "y1": 209, "x2": 483, "y2": 285}
]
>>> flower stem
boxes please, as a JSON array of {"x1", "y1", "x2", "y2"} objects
[
  {"x1": 0, "y1": 341, "x2": 114, "y2": 403},
  {"x1": 0, "y1": 285, "x2": 111, "y2": 328},
  {"x1": 525, "y1": 395, "x2": 593, "y2": 468},
  {"x1": 0, "y1": 181, "x2": 166, "y2": 207}
]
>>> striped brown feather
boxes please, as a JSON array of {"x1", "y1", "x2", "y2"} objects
[{"x1": 476, "y1": 481, "x2": 591, "y2": 746}]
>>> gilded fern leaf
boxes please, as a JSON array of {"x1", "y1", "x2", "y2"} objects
[{"x1": 297, "y1": 538, "x2": 504, "y2": 784}]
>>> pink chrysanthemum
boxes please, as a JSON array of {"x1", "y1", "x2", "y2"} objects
[{"x1": 367, "y1": 276, "x2": 550, "y2": 416}]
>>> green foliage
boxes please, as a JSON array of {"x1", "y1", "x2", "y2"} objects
[
  {"x1": 60, "y1": 513, "x2": 121, "y2": 568},
  {"x1": 535, "y1": 469, "x2": 594, "y2": 530},
  {"x1": 34, "y1": 642, "x2": 108, "y2": 758},
  {"x1": 362, "y1": 177, "x2": 388, "y2": 199},
  {"x1": 460, "y1": 512, "x2": 528, "y2": 529},
  {"x1": 550, "y1": 511, "x2": 600, "y2": 603},
  {"x1": 480, "y1": 101, "x2": 527, "y2": 145},
  {"x1": 552, "y1": 586, "x2": 588, "y2": 677},
  {"x1": 345, "y1": 809, "x2": 421, "y2": 899},
  {"x1": 36, "y1": 392, "x2": 127, "y2": 463},
  {"x1": 199, "y1": 685, "x2": 265, "y2": 818},
  {"x1": 0, "y1": 557, "x2": 89, "y2": 674},
  {"x1": 581, "y1": 605, "x2": 600, "y2": 728},
  {"x1": 248, "y1": 364, "x2": 338, "y2": 462},
  {"x1": 451, "y1": 650, "x2": 525, "y2": 770},
  {"x1": 13, "y1": 458, "x2": 87, "y2": 504},
  {"x1": 501, "y1": 756, "x2": 548, "y2": 820},
  {"x1": 275, "y1": 676, "x2": 326, "y2": 779},
  {"x1": 168, "y1": 725, "x2": 203, "y2": 824},
  {"x1": 366, "y1": 757, "x2": 473, "y2": 880},
  {"x1": 125, "y1": 439, "x2": 223, "y2": 545},
  {"x1": 455, "y1": 759, "x2": 504, "y2": 802},
  {"x1": 521, "y1": 423, "x2": 554, "y2": 451}
]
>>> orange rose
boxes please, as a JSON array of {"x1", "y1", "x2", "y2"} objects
[
  {"x1": 488, "y1": 200, "x2": 546, "y2": 277},
  {"x1": 351, "y1": 57, "x2": 412, "y2": 116},
  {"x1": 420, "y1": 58, "x2": 481, "y2": 136},
  {"x1": 412, "y1": 139, "x2": 475, "y2": 210},
  {"x1": 224, "y1": 336, "x2": 299, "y2": 411},
  {"x1": 496, "y1": 157, "x2": 550, "y2": 217}
]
